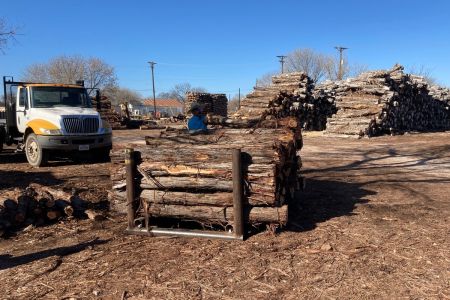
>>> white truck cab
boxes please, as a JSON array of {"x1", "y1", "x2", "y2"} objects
[{"x1": 1, "y1": 77, "x2": 112, "y2": 167}]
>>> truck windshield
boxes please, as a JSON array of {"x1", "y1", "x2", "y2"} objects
[{"x1": 31, "y1": 87, "x2": 92, "y2": 108}]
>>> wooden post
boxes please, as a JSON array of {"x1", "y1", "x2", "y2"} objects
[
  {"x1": 232, "y1": 148, "x2": 244, "y2": 238},
  {"x1": 125, "y1": 148, "x2": 135, "y2": 229}
]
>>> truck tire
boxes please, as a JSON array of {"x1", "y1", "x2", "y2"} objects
[{"x1": 25, "y1": 133, "x2": 49, "y2": 167}]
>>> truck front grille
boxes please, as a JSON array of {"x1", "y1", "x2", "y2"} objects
[{"x1": 63, "y1": 117, "x2": 99, "y2": 134}]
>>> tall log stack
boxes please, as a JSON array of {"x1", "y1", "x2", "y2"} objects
[
  {"x1": 110, "y1": 124, "x2": 303, "y2": 227},
  {"x1": 229, "y1": 72, "x2": 335, "y2": 130},
  {"x1": 428, "y1": 85, "x2": 450, "y2": 117},
  {"x1": 317, "y1": 64, "x2": 450, "y2": 137},
  {"x1": 91, "y1": 96, "x2": 124, "y2": 129},
  {"x1": 185, "y1": 92, "x2": 228, "y2": 117}
]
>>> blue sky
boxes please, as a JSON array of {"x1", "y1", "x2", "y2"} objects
[{"x1": 1, "y1": 0, "x2": 449, "y2": 98}]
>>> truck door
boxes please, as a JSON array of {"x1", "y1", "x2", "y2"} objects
[{"x1": 16, "y1": 87, "x2": 29, "y2": 134}]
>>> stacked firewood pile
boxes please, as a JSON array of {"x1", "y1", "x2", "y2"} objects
[
  {"x1": 318, "y1": 65, "x2": 450, "y2": 137},
  {"x1": 228, "y1": 72, "x2": 335, "y2": 130},
  {"x1": 110, "y1": 123, "x2": 303, "y2": 226},
  {"x1": 0, "y1": 184, "x2": 103, "y2": 237},
  {"x1": 91, "y1": 96, "x2": 124, "y2": 129},
  {"x1": 428, "y1": 85, "x2": 450, "y2": 116},
  {"x1": 185, "y1": 92, "x2": 228, "y2": 117}
]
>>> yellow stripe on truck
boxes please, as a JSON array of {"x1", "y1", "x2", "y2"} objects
[{"x1": 27, "y1": 119, "x2": 59, "y2": 135}]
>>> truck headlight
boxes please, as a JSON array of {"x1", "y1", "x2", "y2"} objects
[
  {"x1": 40, "y1": 128, "x2": 62, "y2": 135},
  {"x1": 100, "y1": 127, "x2": 112, "y2": 134},
  {"x1": 100, "y1": 119, "x2": 112, "y2": 134}
]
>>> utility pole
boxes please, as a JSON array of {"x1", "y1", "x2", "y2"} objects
[
  {"x1": 238, "y1": 88, "x2": 241, "y2": 109},
  {"x1": 148, "y1": 61, "x2": 157, "y2": 118},
  {"x1": 334, "y1": 46, "x2": 348, "y2": 80},
  {"x1": 277, "y1": 55, "x2": 287, "y2": 74}
]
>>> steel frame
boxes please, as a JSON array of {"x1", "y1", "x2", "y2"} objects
[{"x1": 124, "y1": 148, "x2": 245, "y2": 241}]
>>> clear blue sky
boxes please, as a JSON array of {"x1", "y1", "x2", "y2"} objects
[{"x1": 1, "y1": 0, "x2": 449, "y2": 98}]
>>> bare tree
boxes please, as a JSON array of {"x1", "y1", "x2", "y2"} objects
[
  {"x1": 103, "y1": 87, "x2": 143, "y2": 106},
  {"x1": 227, "y1": 94, "x2": 241, "y2": 113},
  {"x1": 256, "y1": 71, "x2": 277, "y2": 87},
  {"x1": 285, "y1": 48, "x2": 329, "y2": 83},
  {"x1": 407, "y1": 65, "x2": 437, "y2": 86},
  {"x1": 22, "y1": 55, "x2": 117, "y2": 94},
  {"x1": 85, "y1": 58, "x2": 116, "y2": 91},
  {"x1": 348, "y1": 63, "x2": 369, "y2": 78},
  {"x1": 0, "y1": 18, "x2": 17, "y2": 53},
  {"x1": 270, "y1": 48, "x2": 368, "y2": 83},
  {"x1": 323, "y1": 55, "x2": 368, "y2": 81},
  {"x1": 158, "y1": 82, "x2": 207, "y2": 102},
  {"x1": 23, "y1": 64, "x2": 51, "y2": 83},
  {"x1": 46, "y1": 56, "x2": 85, "y2": 84}
]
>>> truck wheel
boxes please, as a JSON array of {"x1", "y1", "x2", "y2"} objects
[{"x1": 25, "y1": 133, "x2": 49, "y2": 167}]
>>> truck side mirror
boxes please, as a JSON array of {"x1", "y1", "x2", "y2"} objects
[{"x1": 24, "y1": 99, "x2": 29, "y2": 110}]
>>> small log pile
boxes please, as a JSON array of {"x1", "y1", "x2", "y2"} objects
[
  {"x1": 91, "y1": 97, "x2": 124, "y2": 129},
  {"x1": 318, "y1": 64, "x2": 450, "y2": 137},
  {"x1": 0, "y1": 184, "x2": 102, "y2": 237},
  {"x1": 110, "y1": 124, "x2": 303, "y2": 226},
  {"x1": 228, "y1": 72, "x2": 335, "y2": 130},
  {"x1": 185, "y1": 92, "x2": 228, "y2": 117}
]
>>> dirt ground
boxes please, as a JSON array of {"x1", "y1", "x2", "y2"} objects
[{"x1": 0, "y1": 130, "x2": 449, "y2": 299}]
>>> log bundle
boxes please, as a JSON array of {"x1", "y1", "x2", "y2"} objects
[
  {"x1": 185, "y1": 92, "x2": 228, "y2": 117},
  {"x1": 228, "y1": 72, "x2": 334, "y2": 130},
  {"x1": 428, "y1": 85, "x2": 450, "y2": 117},
  {"x1": 0, "y1": 184, "x2": 101, "y2": 236},
  {"x1": 91, "y1": 97, "x2": 124, "y2": 129},
  {"x1": 110, "y1": 126, "x2": 303, "y2": 226},
  {"x1": 317, "y1": 64, "x2": 450, "y2": 137}
]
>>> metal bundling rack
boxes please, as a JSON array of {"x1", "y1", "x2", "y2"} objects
[{"x1": 124, "y1": 148, "x2": 244, "y2": 240}]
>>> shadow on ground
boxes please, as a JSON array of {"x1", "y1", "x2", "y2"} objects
[
  {"x1": 0, "y1": 149, "x2": 109, "y2": 167},
  {"x1": 287, "y1": 178, "x2": 374, "y2": 232},
  {"x1": 0, "y1": 169, "x2": 63, "y2": 190},
  {"x1": 0, "y1": 238, "x2": 109, "y2": 270}
]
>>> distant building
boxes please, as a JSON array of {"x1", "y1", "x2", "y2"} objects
[{"x1": 132, "y1": 99, "x2": 184, "y2": 117}]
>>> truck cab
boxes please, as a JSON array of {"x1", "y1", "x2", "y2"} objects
[{"x1": 1, "y1": 77, "x2": 112, "y2": 167}]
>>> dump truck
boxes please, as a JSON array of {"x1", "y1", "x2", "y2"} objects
[{"x1": 0, "y1": 76, "x2": 112, "y2": 167}]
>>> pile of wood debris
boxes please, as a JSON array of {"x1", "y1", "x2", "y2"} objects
[{"x1": 0, "y1": 184, "x2": 104, "y2": 237}]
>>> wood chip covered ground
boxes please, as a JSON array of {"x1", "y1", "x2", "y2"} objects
[{"x1": 1, "y1": 129, "x2": 449, "y2": 299}]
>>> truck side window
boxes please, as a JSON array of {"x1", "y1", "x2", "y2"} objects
[{"x1": 19, "y1": 88, "x2": 28, "y2": 107}]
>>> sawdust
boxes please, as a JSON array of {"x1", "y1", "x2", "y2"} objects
[{"x1": 0, "y1": 130, "x2": 449, "y2": 299}]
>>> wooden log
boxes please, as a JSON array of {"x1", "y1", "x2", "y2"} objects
[
  {"x1": 139, "y1": 177, "x2": 233, "y2": 192},
  {"x1": 144, "y1": 203, "x2": 288, "y2": 225},
  {"x1": 84, "y1": 209, "x2": 104, "y2": 221},
  {"x1": 140, "y1": 190, "x2": 279, "y2": 206},
  {"x1": 55, "y1": 200, "x2": 74, "y2": 217},
  {"x1": 46, "y1": 210, "x2": 62, "y2": 220},
  {"x1": 29, "y1": 183, "x2": 86, "y2": 211}
]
